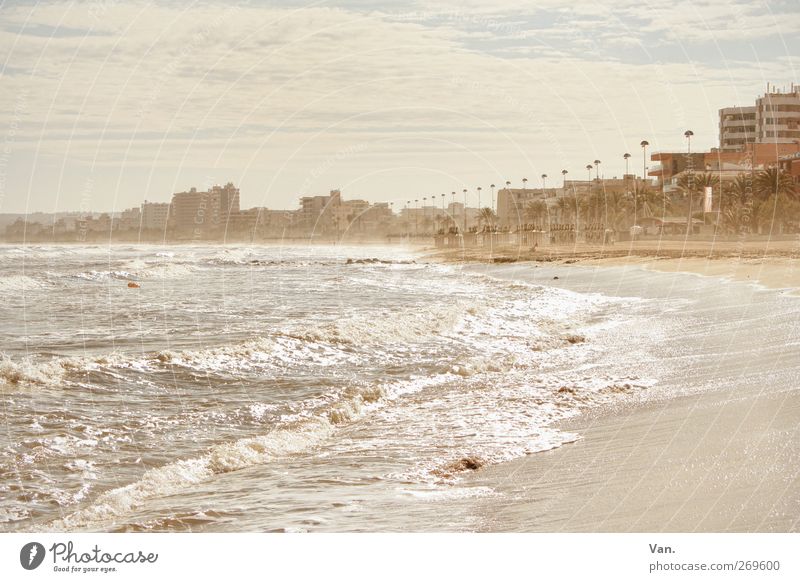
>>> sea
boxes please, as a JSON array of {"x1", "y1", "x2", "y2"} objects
[{"x1": 1, "y1": 243, "x2": 797, "y2": 532}]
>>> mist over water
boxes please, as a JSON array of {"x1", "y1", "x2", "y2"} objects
[{"x1": 0, "y1": 244, "x2": 708, "y2": 531}]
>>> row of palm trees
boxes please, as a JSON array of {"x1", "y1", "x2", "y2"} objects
[{"x1": 518, "y1": 167, "x2": 799, "y2": 235}]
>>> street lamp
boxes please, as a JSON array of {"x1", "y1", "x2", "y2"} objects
[
  {"x1": 462, "y1": 188, "x2": 468, "y2": 233},
  {"x1": 640, "y1": 140, "x2": 649, "y2": 182},
  {"x1": 684, "y1": 130, "x2": 694, "y2": 236}
]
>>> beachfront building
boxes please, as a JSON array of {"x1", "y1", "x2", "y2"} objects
[
  {"x1": 756, "y1": 84, "x2": 800, "y2": 144},
  {"x1": 170, "y1": 182, "x2": 240, "y2": 239},
  {"x1": 718, "y1": 83, "x2": 800, "y2": 152},
  {"x1": 119, "y1": 206, "x2": 141, "y2": 231},
  {"x1": 778, "y1": 152, "x2": 800, "y2": 187},
  {"x1": 141, "y1": 201, "x2": 170, "y2": 231},
  {"x1": 719, "y1": 106, "x2": 757, "y2": 152},
  {"x1": 496, "y1": 188, "x2": 546, "y2": 229},
  {"x1": 298, "y1": 189, "x2": 340, "y2": 236}
]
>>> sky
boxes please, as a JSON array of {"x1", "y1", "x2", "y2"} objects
[{"x1": 0, "y1": 0, "x2": 798, "y2": 213}]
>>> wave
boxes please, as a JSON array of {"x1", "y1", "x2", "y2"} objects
[
  {"x1": 282, "y1": 302, "x2": 466, "y2": 346},
  {"x1": 73, "y1": 262, "x2": 198, "y2": 282},
  {"x1": 0, "y1": 274, "x2": 49, "y2": 291},
  {"x1": 49, "y1": 382, "x2": 399, "y2": 530}
]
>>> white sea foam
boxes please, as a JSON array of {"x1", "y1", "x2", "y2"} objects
[
  {"x1": 0, "y1": 274, "x2": 48, "y2": 291},
  {"x1": 51, "y1": 383, "x2": 398, "y2": 530}
]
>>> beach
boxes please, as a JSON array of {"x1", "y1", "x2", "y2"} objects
[
  {"x1": 0, "y1": 242, "x2": 797, "y2": 532},
  {"x1": 429, "y1": 241, "x2": 800, "y2": 532}
]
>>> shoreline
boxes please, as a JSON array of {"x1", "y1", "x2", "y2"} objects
[
  {"x1": 449, "y1": 245, "x2": 800, "y2": 532},
  {"x1": 426, "y1": 238, "x2": 800, "y2": 293},
  {"x1": 470, "y1": 382, "x2": 799, "y2": 532}
]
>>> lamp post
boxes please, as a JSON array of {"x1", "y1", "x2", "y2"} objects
[
  {"x1": 684, "y1": 130, "x2": 694, "y2": 236},
  {"x1": 640, "y1": 140, "x2": 649, "y2": 182},
  {"x1": 462, "y1": 188, "x2": 468, "y2": 233}
]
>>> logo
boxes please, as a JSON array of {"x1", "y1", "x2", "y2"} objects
[{"x1": 20, "y1": 542, "x2": 46, "y2": 570}]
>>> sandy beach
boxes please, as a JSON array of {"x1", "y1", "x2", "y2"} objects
[
  {"x1": 470, "y1": 380, "x2": 799, "y2": 532},
  {"x1": 426, "y1": 240, "x2": 800, "y2": 532},
  {"x1": 429, "y1": 237, "x2": 800, "y2": 293}
]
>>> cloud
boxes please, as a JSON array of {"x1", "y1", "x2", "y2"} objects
[{"x1": 0, "y1": 0, "x2": 795, "y2": 212}]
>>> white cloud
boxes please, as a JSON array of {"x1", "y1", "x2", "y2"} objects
[{"x1": 0, "y1": 0, "x2": 794, "y2": 212}]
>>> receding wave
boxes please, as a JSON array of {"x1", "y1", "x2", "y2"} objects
[{"x1": 48, "y1": 383, "x2": 398, "y2": 530}]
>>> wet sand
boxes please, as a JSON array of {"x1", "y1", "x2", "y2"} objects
[{"x1": 471, "y1": 385, "x2": 800, "y2": 532}]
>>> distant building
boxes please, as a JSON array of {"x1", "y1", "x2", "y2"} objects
[
  {"x1": 140, "y1": 201, "x2": 170, "y2": 231},
  {"x1": 170, "y1": 182, "x2": 240, "y2": 239},
  {"x1": 756, "y1": 84, "x2": 800, "y2": 144},
  {"x1": 719, "y1": 83, "x2": 800, "y2": 151},
  {"x1": 299, "y1": 189, "x2": 341, "y2": 236},
  {"x1": 119, "y1": 207, "x2": 141, "y2": 231}
]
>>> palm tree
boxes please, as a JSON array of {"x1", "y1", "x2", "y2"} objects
[
  {"x1": 490, "y1": 183, "x2": 496, "y2": 214},
  {"x1": 593, "y1": 159, "x2": 601, "y2": 180},
  {"x1": 541, "y1": 173, "x2": 547, "y2": 194},
  {"x1": 631, "y1": 182, "x2": 670, "y2": 223},
  {"x1": 522, "y1": 177, "x2": 528, "y2": 190},
  {"x1": 754, "y1": 167, "x2": 796, "y2": 201},
  {"x1": 752, "y1": 167, "x2": 798, "y2": 234},
  {"x1": 556, "y1": 196, "x2": 576, "y2": 224},
  {"x1": 677, "y1": 172, "x2": 718, "y2": 226},
  {"x1": 479, "y1": 207, "x2": 496, "y2": 229},
  {"x1": 623, "y1": 153, "x2": 631, "y2": 176},
  {"x1": 585, "y1": 164, "x2": 593, "y2": 181},
  {"x1": 561, "y1": 169, "x2": 568, "y2": 187},
  {"x1": 525, "y1": 200, "x2": 548, "y2": 226}
]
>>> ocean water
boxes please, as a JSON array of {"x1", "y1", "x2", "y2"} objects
[{"x1": 0, "y1": 244, "x2": 795, "y2": 532}]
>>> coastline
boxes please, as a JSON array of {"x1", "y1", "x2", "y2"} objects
[
  {"x1": 426, "y1": 238, "x2": 800, "y2": 293},
  {"x1": 435, "y1": 242, "x2": 800, "y2": 532},
  {"x1": 469, "y1": 381, "x2": 800, "y2": 532}
]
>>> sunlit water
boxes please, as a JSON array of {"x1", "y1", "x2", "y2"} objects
[{"x1": 0, "y1": 244, "x2": 796, "y2": 531}]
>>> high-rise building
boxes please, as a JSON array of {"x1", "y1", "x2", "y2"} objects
[
  {"x1": 140, "y1": 201, "x2": 170, "y2": 231},
  {"x1": 756, "y1": 84, "x2": 800, "y2": 144},
  {"x1": 170, "y1": 183, "x2": 240, "y2": 238},
  {"x1": 719, "y1": 106, "x2": 756, "y2": 151},
  {"x1": 719, "y1": 84, "x2": 800, "y2": 151}
]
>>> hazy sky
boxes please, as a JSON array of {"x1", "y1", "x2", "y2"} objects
[{"x1": 0, "y1": 0, "x2": 797, "y2": 213}]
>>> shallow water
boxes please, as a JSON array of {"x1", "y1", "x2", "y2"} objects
[{"x1": 1, "y1": 244, "x2": 793, "y2": 532}]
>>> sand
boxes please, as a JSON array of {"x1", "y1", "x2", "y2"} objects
[
  {"x1": 428, "y1": 237, "x2": 800, "y2": 293},
  {"x1": 470, "y1": 387, "x2": 799, "y2": 532}
]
